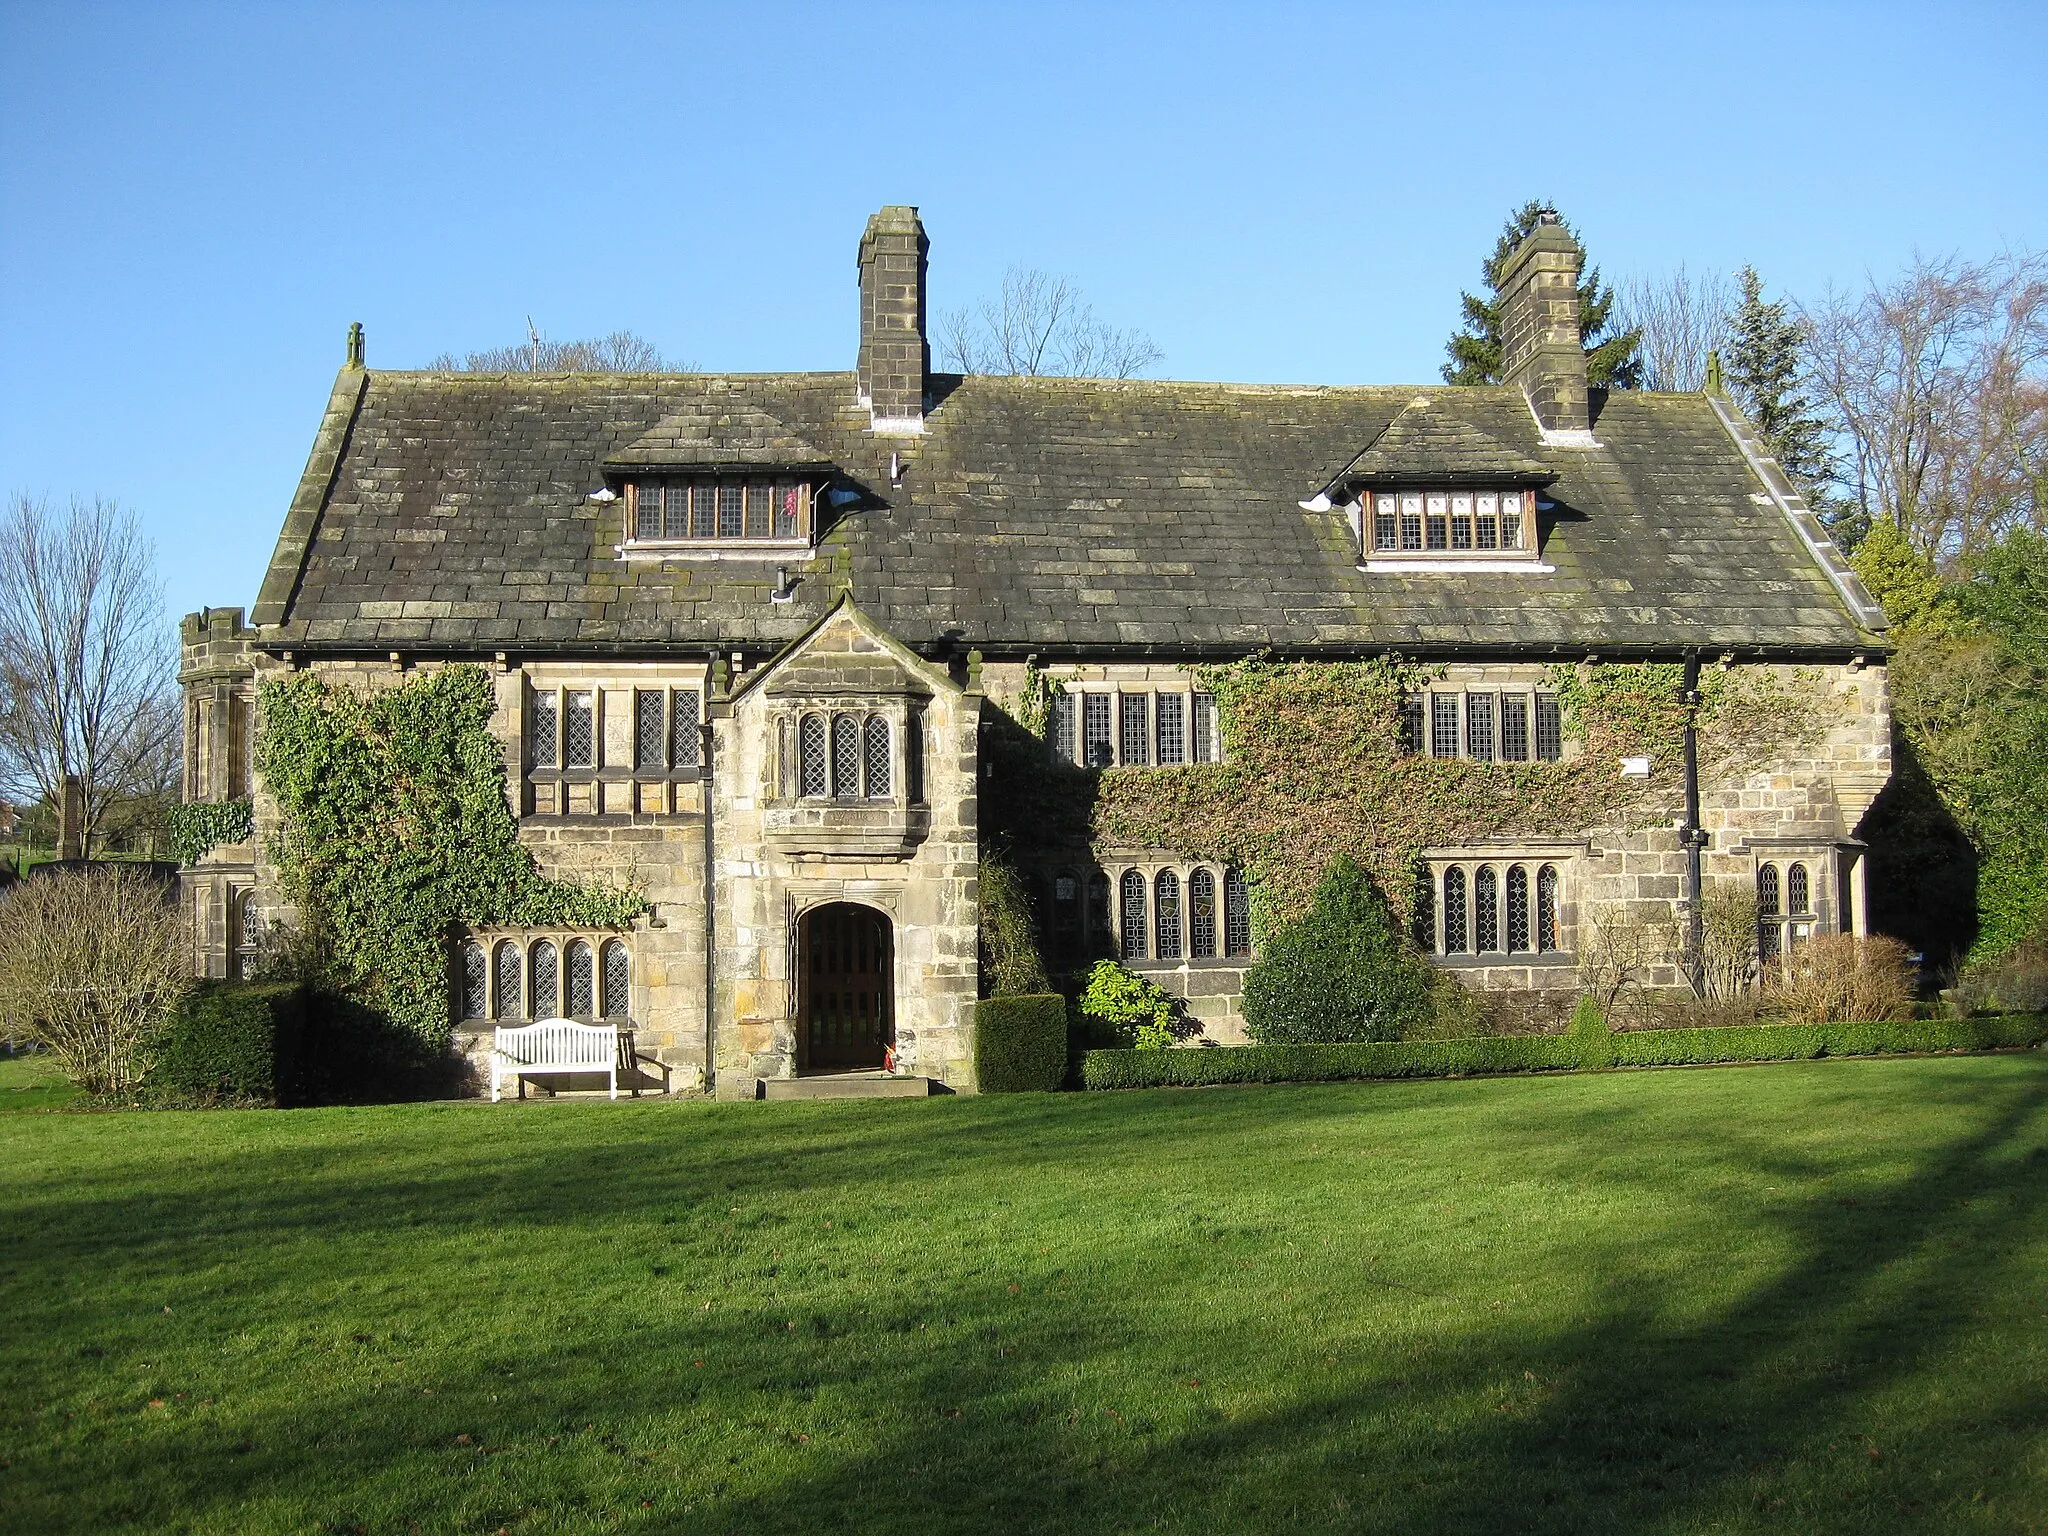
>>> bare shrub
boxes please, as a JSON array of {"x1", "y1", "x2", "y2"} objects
[
  {"x1": 1765, "y1": 934, "x2": 1915, "y2": 1024},
  {"x1": 1578, "y1": 905, "x2": 1677, "y2": 1029},
  {"x1": 1699, "y1": 885, "x2": 1760, "y2": 1000},
  {"x1": 1640, "y1": 992, "x2": 1770, "y2": 1031},
  {"x1": 1950, "y1": 940, "x2": 2048, "y2": 1015},
  {"x1": 1469, "y1": 988, "x2": 1579, "y2": 1037},
  {"x1": 0, "y1": 866, "x2": 189, "y2": 1093}
]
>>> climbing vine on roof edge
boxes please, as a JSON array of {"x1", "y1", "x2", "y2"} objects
[
  {"x1": 986, "y1": 655, "x2": 1833, "y2": 942},
  {"x1": 257, "y1": 665, "x2": 644, "y2": 1044}
]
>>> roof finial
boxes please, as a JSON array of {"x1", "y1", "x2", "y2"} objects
[
  {"x1": 346, "y1": 322, "x2": 365, "y2": 369},
  {"x1": 1703, "y1": 348, "x2": 1725, "y2": 397}
]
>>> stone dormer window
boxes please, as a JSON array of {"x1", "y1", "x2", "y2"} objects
[
  {"x1": 1368, "y1": 490, "x2": 1532, "y2": 557},
  {"x1": 627, "y1": 477, "x2": 814, "y2": 546},
  {"x1": 796, "y1": 711, "x2": 893, "y2": 801}
]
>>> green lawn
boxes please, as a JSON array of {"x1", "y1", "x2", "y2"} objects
[
  {"x1": 0, "y1": 1051, "x2": 83, "y2": 1112},
  {"x1": 3, "y1": 1057, "x2": 2045, "y2": 1534}
]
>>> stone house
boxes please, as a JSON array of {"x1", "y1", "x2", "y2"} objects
[{"x1": 180, "y1": 205, "x2": 1890, "y2": 1094}]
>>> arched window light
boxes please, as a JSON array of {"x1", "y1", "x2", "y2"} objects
[
  {"x1": 1188, "y1": 868, "x2": 1217, "y2": 959},
  {"x1": 1536, "y1": 865, "x2": 1558, "y2": 952},
  {"x1": 531, "y1": 939, "x2": 560, "y2": 1019},
  {"x1": 1443, "y1": 867, "x2": 1469, "y2": 954},
  {"x1": 1120, "y1": 870, "x2": 1148, "y2": 961},
  {"x1": 799, "y1": 714, "x2": 828, "y2": 797},
  {"x1": 1474, "y1": 866, "x2": 1499, "y2": 953},
  {"x1": 601, "y1": 940, "x2": 630, "y2": 1020},
  {"x1": 566, "y1": 940, "x2": 595, "y2": 1019},
  {"x1": 494, "y1": 940, "x2": 523, "y2": 1020},
  {"x1": 1154, "y1": 871, "x2": 1182, "y2": 960},
  {"x1": 831, "y1": 713, "x2": 860, "y2": 798},
  {"x1": 459, "y1": 941, "x2": 488, "y2": 1021},
  {"x1": 1505, "y1": 866, "x2": 1530, "y2": 953},
  {"x1": 863, "y1": 716, "x2": 892, "y2": 798}
]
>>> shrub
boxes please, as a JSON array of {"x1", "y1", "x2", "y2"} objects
[
  {"x1": 978, "y1": 850, "x2": 1051, "y2": 997},
  {"x1": 1078, "y1": 960, "x2": 1179, "y2": 1050},
  {"x1": 1566, "y1": 995, "x2": 1615, "y2": 1069},
  {"x1": 1951, "y1": 938, "x2": 2048, "y2": 1016},
  {"x1": 0, "y1": 866, "x2": 189, "y2": 1094},
  {"x1": 1241, "y1": 856, "x2": 1433, "y2": 1044},
  {"x1": 974, "y1": 994, "x2": 1069, "y2": 1092},
  {"x1": 1765, "y1": 934, "x2": 1915, "y2": 1024},
  {"x1": 1081, "y1": 1015, "x2": 2048, "y2": 1089},
  {"x1": 146, "y1": 983, "x2": 306, "y2": 1106}
]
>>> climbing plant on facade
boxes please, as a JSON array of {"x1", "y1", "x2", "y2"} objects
[
  {"x1": 257, "y1": 665, "x2": 643, "y2": 1043},
  {"x1": 987, "y1": 654, "x2": 1832, "y2": 947},
  {"x1": 164, "y1": 799, "x2": 254, "y2": 865}
]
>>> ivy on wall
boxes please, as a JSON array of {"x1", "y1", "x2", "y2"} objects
[
  {"x1": 986, "y1": 656, "x2": 1832, "y2": 944},
  {"x1": 165, "y1": 800, "x2": 254, "y2": 865},
  {"x1": 257, "y1": 665, "x2": 643, "y2": 1043}
]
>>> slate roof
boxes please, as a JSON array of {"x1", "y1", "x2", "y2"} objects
[
  {"x1": 252, "y1": 368, "x2": 1883, "y2": 659},
  {"x1": 1332, "y1": 395, "x2": 1552, "y2": 486}
]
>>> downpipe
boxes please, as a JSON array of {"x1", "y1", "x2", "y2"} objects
[{"x1": 1680, "y1": 653, "x2": 1708, "y2": 996}]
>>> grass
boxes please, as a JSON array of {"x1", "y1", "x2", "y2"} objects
[
  {"x1": 2, "y1": 1057, "x2": 2046, "y2": 1533},
  {"x1": 0, "y1": 1051, "x2": 83, "y2": 1111}
]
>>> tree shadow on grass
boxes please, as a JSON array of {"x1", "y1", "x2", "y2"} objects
[{"x1": 3, "y1": 1062, "x2": 2046, "y2": 1532}]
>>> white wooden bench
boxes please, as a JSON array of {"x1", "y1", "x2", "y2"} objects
[{"x1": 491, "y1": 1020, "x2": 632, "y2": 1101}]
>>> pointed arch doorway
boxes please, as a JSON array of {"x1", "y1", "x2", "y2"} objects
[{"x1": 798, "y1": 903, "x2": 894, "y2": 1071}]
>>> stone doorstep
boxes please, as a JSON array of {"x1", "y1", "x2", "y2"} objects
[{"x1": 760, "y1": 1072, "x2": 936, "y2": 1101}]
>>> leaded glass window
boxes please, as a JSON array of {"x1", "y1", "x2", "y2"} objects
[
  {"x1": 1412, "y1": 864, "x2": 1436, "y2": 949},
  {"x1": 635, "y1": 483, "x2": 663, "y2": 539},
  {"x1": 1500, "y1": 694, "x2": 1529, "y2": 762},
  {"x1": 1467, "y1": 693, "x2": 1496, "y2": 762},
  {"x1": 1476, "y1": 491, "x2": 1500, "y2": 550},
  {"x1": 744, "y1": 483, "x2": 772, "y2": 538},
  {"x1": 1120, "y1": 870, "x2": 1148, "y2": 960},
  {"x1": 1088, "y1": 871, "x2": 1111, "y2": 949},
  {"x1": 1156, "y1": 693, "x2": 1185, "y2": 765},
  {"x1": 1120, "y1": 693, "x2": 1149, "y2": 766},
  {"x1": 1757, "y1": 864, "x2": 1782, "y2": 961},
  {"x1": 529, "y1": 691, "x2": 558, "y2": 769},
  {"x1": 1506, "y1": 866, "x2": 1530, "y2": 952},
  {"x1": 1189, "y1": 868, "x2": 1217, "y2": 958},
  {"x1": 1443, "y1": 867, "x2": 1468, "y2": 953},
  {"x1": 1787, "y1": 863, "x2": 1810, "y2": 916},
  {"x1": 566, "y1": 939, "x2": 595, "y2": 1019},
  {"x1": 863, "y1": 715, "x2": 891, "y2": 798},
  {"x1": 799, "y1": 714, "x2": 828, "y2": 797},
  {"x1": 1155, "y1": 871, "x2": 1182, "y2": 959},
  {"x1": 1083, "y1": 693, "x2": 1113, "y2": 767},
  {"x1": 459, "y1": 941, "x2": 487, "y2": 1021},
  {"x1": 831, "y1": 713, "x2": 860, "y2": 798},
  {"x1": 1192, "y1": 693, "x2": 1217, "y2": 763},
  {"x1": 1474, "y1": 865, "x2": 1499, "y2": 952},
  {"x1": 531, "y1": 940, "x2": 560, "y2": 1020},
  {"x1": 494, "y1": 940, "x2": 523, "y2": 1019},
  {"x1": 717, "y1": 484, "x2": 743, "y2": 539},
  {"x1": 1431, "y1": 694, "x2": 1460, "y2": 758},
  {"x1": 564, "y1": 692, "x2": 594, "y2": 768},
  {"x1": 1374, "y1": 493, "x2": 1398, "y2": 550},
  {"x1": 1399, "y1": 696, "x2": 1424, "y2": 755},
  {"x1": 1501, "y1": 492, "x2": 1524, "y2": 548},
  {"x1": 1534, "y1": 693, "x2": 1562, "y2": 761},
  {"x1": 1223, "y1": 868, "x2": 1251, "y2": 957},
  {"x1": 1451, "y1": 492, "x2": 1474, "y2": 551},
  {"x1": 1536, "y1": 865, "x2": 1558, "y2": 952},
  {"x1": 1053, "y1": 693, "x2": 1076, "y2": 763},
  {"x1": 671, "y1": 689, "x2": 701, "y2": 769},
  {"x1": 690, "y1": 482, "x2": 715, "y2": 538},
  {"x1": 635, "y1": 691, "x2": 665, "y2": 770},
  {"x1": 1425, "y1": 492, "x2": 1449, "y2": 550},
  {"x1": 601, "y1": 939, "x2": 630, "y2": 1020},
  {"x1": 1400, "y1": 492, "x2": 1424, "y2": 550}
]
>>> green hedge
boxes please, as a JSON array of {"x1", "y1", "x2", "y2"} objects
[
  {"x1": 975, "y1": 994, "x2": 1071, "y2": 1092},
  {"x1": 1081, "y1": 1016, "x2": 2048, "y2": 1090},
  {"x1": 146, "y1": 982, "x2": 306, "y2": 1106}
]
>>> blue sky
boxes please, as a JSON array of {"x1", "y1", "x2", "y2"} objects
[{"x1": 2, "y1": 1, "x2": 2043, "y2": 628}]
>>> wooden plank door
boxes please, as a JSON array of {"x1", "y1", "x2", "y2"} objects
[{"x1": 801, "y1": 904, "x2": 891, "y2": 1070}]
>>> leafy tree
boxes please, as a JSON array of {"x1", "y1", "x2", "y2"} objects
[
  {"x1": 1241, "y1": 855, "x2": 1435, "y2": 1044},
  {"x1": 1852, "y1": 517, "x2": 1953, "y2": 635},
  {"x1": 1442, "y1": 200, "x2": 1642, "y2": 389},
  {"x1": 1724, "y1": 266, "x2": 1843, "y2": 533}
]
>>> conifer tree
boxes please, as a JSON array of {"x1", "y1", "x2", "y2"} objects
[
  {"x1": 1442, "y1": 200, "x2": 1642, "y2": 389},
  {"x1": 1724, "y1": 265, "x2": 1841, "y2": 528}
]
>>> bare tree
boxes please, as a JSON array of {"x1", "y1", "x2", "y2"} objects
[
  {"x1": 1801, "y1": 251, "x2": 2048, "y2": 563},
  {"x1": 429, "y1": 325, "x2": 691, "y2": 373},
  {"x1": 0, "y1": 495, "x2": 180, "y2": 857},
  {"x1": 939, "y1": 268, "x2": 1164, "y2": 379},
  {"x1": 0, "y1": 866, "x2": 189, "y2": 1093},
  {"x1": 1614, "y1": 263, "x2": 1734, "y2": 391},
  {"x1": 1576, "y1": 904, "x2": 1676, "y2": 1027}
]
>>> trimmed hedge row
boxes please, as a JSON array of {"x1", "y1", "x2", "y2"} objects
[
  {"x1": 975, "y1": 994, "x2": 1070, "y2": 1092},
  {"x1": 1080, "y1": 1015, "x2": 2048, "y2": 1091}
]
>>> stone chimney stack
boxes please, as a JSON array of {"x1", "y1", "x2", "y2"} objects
[
  {"x1": 856, "y1": 205, "x2": 929, "y2": 433},
  {"x1": 1496, "y1": 211, "x2": 1591, "y2": 436}
]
